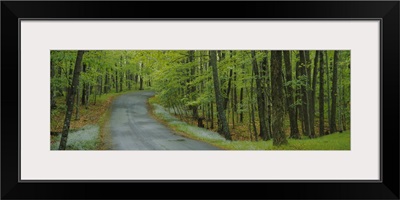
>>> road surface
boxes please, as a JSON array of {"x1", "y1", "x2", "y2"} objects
[{"x1": 110, "y1": 91, "x2": 220, "y2": 150}]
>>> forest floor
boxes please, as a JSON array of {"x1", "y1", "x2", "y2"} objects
[
  {"x1": 50, "y1": 90, "x2": 137, "y2": 150},
  {"x1": 148, "y1": 97, "x2": 351, "y2": 150}
]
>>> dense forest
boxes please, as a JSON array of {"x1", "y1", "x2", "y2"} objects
[{"x1": 51, "y1": 50, "x2": 350, "y2": 150}]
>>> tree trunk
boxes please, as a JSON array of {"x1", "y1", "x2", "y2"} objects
[
  {"x1": 115, "y1": 69, "x2": 119, "y2": 92},
  {"x1": 120, "y1": 71, "x2": 123, "y2": 92},
  {"x1": 81, "y1": 63, "x2": 87, "y2": 106},
  {"x1": 250, "y1": 71, "x2": 258, "y2": 141},
  {"x1": 299, "y1": 51, "x2": 311, "y2": 137},
  {"x1": 271, "y1": 51, "x2": 288, "y2": 145},
  {"x1": 239, "y1": 64, "x2": 245, "y2": 123},
  {"x1": 283, "y1": 51, "x2": 300, "y2": 139},
  {"x1": 330, "y1": 51, "x2": 339, "y2": 133},
  {"x1": 210, "y1": 101, "x2": 214, "y2": 129},
  {"x1": 104, "y1": 71, "x2": 109, "y2": 94},
  {"x1": 326, "y1": 51, "x2": 331, "y2": 134},
  {"x1": 309, "y1": 51, "x2": 318, "y2": 138},
  {"x1": 139, "y1": 76, "x2": 144, "y2": 90},
  {"x1": 223, "y1": 68, "x2": 233, "y2": 110},
  {"x1": 251, "y1": 51, "x2": 269, "y2": 141},
  {"x1": 50, "y1": 60, "x2": 57, "y2": 109},
  {"x1": 59, "y1": 50, "x2": 85, "y2": 150},
  {"x1": 75, "y1": 85, "x2": 80, "y2": 120},
  {"x1": 319, "y1": 51, "x2": 325, "y2": 136},
  {"x1": 188, "y1": 50, "x2": 198, "y2": 119},
  {"x1": 261, "y1": 51, "x2": 272, "y2": 139},
  {"x1": 210, "y1": 50, "x2": 231, "y2": 140}
]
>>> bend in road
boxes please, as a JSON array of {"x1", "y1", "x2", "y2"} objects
[{"x1": 110, "y1": 91, "x2": 220, "y2": 150}]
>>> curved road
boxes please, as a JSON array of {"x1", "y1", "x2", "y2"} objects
[{"x1": 110, "y1": 91, "x2": 220, "y2": 150}]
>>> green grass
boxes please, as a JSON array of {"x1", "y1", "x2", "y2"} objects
[
  {"x1": 51, "y1": 125, "x2": 100, "y2": 150},
  {"x1": 149, "y1": 99, "x2": 351, "y2": 150}
]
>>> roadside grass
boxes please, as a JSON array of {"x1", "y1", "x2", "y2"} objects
[
  {"x1": 51, "y1": 125, "x2": 99, "y2": 150},
  {"x1": 148, "y1": 96, "x2": 351, "y2": 150},
  {"x1": 50, "y1": 89, "x2": 142, "y2": 150}
]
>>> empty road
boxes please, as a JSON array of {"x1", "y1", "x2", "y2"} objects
[{"x1": 109, "y1": 91, "x2": 220, "y2": 150}]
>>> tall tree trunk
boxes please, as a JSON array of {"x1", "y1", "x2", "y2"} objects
[
  {"x1": 338, "y1": 52, "x2": 344, "y2": 132},
  {"x1": 188, "y1": 50, "x2": 198, "y2": 119},
  {"x1": 319, "y1": 51, "x2": 325, "y2": 136},
  {"x1": 326, "y1": 51, "x2": 331, "y2": 133},
  {"x1": 139, "y1": 76, "x2": 144, "y2": 90},
  {"x1": 115, "y1": 68, "x2": 119, "y2": 93},
  {"x1": 295, "y1": 57, "x2": 305, "y2": 135},
  {"x1": 50, "y1": 60, "x2": 57, "y2": 109},
  {"x1": 81, "y1": 63, "x2": 87, "y2": 105},
  {"x1": 210, "y1": 50, "x2": 231, "y2": 140},
  {"x1": 283, "y1": 51, "x2": 300, "y2": 139},
  {"x1": 299, "y1": 51, "x2": 311, "y2": 137},
  {"x1": 250, "y1": 70, "x2": 258, "y2": 141},
  {"x1": 210, "y1": 101, "x2": 214, "y2": 129},
  {"x1": 239, "y1": 64, "x2": 245, "y2": 123},
  {"x1": 330, "y1": 51, "x2": 339, "y2": 133},
  {"x1": 104, "y1": 71, "x2": 109, "y2": 94},
  {"x1": 120, "y1": 71, "x2": 123, "y2": 92},
  {"x1": 261, "y1": 51, "x2": 272, "y2": 139},
  {"x1": 59, "y1": 50, "x2": 85, "y2": 150},
  {"x1": 251, "y1": 51, "x2": 269, "y2": 140},
  {"x1": 232, "y1": 72, "x2": 237, "y2": 128},
  {"x1": 309, "y1": 51, "x2": 318, "y2": 138},
  {"x1": 223, "y1": 68, "x2": 233, "y2": 110},
  {"x1": 271, "y1": 51, "x2": 288, "y2": 145}
]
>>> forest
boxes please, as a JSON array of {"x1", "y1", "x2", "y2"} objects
[{"x1": 51, "y1": 50, "x2": 350, "y2": 150}]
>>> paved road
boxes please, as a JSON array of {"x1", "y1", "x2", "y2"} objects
[{"x1": 110, "y1": 91, "x2": 220, "y2": 150}]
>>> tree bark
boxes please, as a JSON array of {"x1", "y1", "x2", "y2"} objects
[
  {"x1": 330, "y1": 51, "x2": 339, "y2": 133},
  {"x1": 104, "y1": 70, "x2": 109, "y2": 93},
  {"x1": 299, "y1": 51, "x2": 311, "y2": 137},
  {"x1": 81, "y1": 63, "x2": 87, "y2": 105},
  {"x1": 271, "y1": 51, "x2": 288, "y2": 145},
  {"x1": 250, "y1": 70, "x2": 258, "y2": 141},
  {"x1": 115, "y1": 68, "x2": 119, "y2": 92},
  {"x1": 309, "y1": 51, "x2": 318, "y2": 138},
  {"x1": 223, "y1": 68, "x2": 233, "y2": 110},
  {"x1": 239, "y1": 64, "x2": 245, "y2": 123},
  {"x1": 319, "y1": 51, "x2": 325, "y2": 136},
  {"x1": 50, "y1": 60, "x2": 57, "y2": 109},
  {"x1": 188, "y1": 50, "x2": 198, "y2": 119},
  {"x1": 139, "y1": 76, "x2": 144, "y2": 90},
  {"x1": 283, "y1": 51, "x2": 300, "y2": 139},
  {"x1": 210, "y1": 50, "x2": 231, "y2": 140},
  {"x1": 326, "y1": 51, "x2": 331, "y2": 134},
  {"x1": 251, "y1": 51, "x2": 269, "y2": 140},
  {"x1": 59, "y1": 50, "x2": 85, "y2": 150}
]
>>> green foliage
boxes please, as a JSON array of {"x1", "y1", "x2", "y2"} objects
[
  {"x1": 151, "y1": 101, "x2": 350, "y2": 150},
  {"x1": 52, "y1": 50, "x2": 351, "y2": 146}
]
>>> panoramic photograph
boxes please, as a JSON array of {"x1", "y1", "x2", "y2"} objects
[{"x1": 50, "y1": 50, "x2": 350, "y2": 150}]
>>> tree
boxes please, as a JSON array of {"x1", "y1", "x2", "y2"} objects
[
  {"x1": 283, "y1": 51, "x2": 300, "y2": 139},
  {"x1": 330, "y1": 51, "x2": 339, "y2": 133},
  {"x1": 318, "y1": 51, "x2": 325, "y2": 136},
  {"x1": 210, "y1": 50, "x2": 231, "y2": 140},
  {"x1": 309, "y1": 51, "x2": 318, "y2": 138},
  {"x1": 59, "y1": 50, "x2": 85, "y2": 150},
  {"x1": 299, "y1": 51, "x2": 311, "y2": 137},
  {"x1": 270, "y1": 51, "x2": 288, "y2": 145},
  {"x1": 251, "y1": 51, "x2": 269, "y2": 140}
]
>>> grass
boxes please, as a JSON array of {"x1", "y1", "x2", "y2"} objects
[
  {"x1": 148, "y1": 96, "x2": 351, "y2": 150},
  {"x1": 51, "y1": 125, "x2": 100, "y2": 150},
  {"x1": 50, "y1": 89, "x2": 142, "y2": 150}
]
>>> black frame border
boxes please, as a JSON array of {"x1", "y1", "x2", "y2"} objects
[{"x1": 2, "y1": 1, "x2": 399, "y2": 199}]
